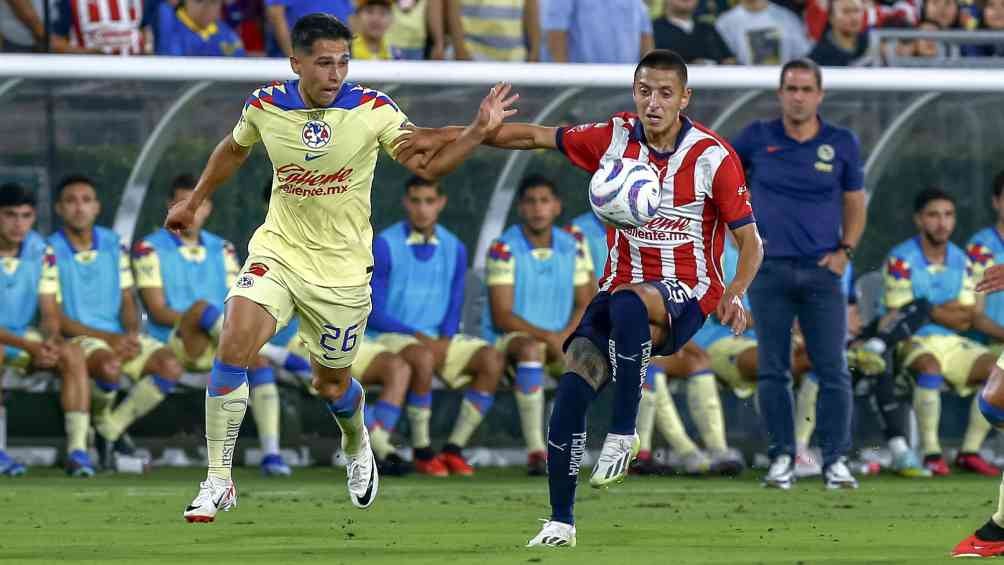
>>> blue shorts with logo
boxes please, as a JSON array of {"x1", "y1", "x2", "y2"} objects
[{"x1": 564, "y1": 280, "x2": 707, "y2": 359}]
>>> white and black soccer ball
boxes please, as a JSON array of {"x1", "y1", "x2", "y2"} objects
[{"x1": 588, "y1": 158, "x2": 662, "y2": 229}]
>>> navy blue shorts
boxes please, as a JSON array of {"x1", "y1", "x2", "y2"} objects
[{"x1": 565, "y1": 281, "x2": 707, "y2": 359}]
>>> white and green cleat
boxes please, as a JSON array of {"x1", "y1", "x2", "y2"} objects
[
  {"x1": 527, "y1": 520, "x2": 577, "y2": 548},
  {"x1": 589, "y1": 432, "x2": 640, "y2": 488}
]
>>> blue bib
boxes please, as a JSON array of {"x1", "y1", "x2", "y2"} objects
[
  {"x1": 271, "y1": 316, "x2": 300, "y2": 347},
  {"x1": 143, "y1": 228, "x2": 229, "y2": 342},
  {"x1": 692, "y1": 239, "x2": 756, "y2": 348},
  {"x1": 572, "y1": 211, "x2": 608, "y2": 280},
  {"x1": 886, "y1": 237, "x2": 969, "y2": 337},
  {"x1": 968, "y1": 227, "x2": 1004, "y2": 341},
  {"x1": 49, "y1": 227, "x2": 123, "y2": 334},
  {"x1": 482, "y1": 225, "x2": 578, "y2": 342},
  {"x1": 371, "y1": 221, "x2": 460, "y2": 338},
  {"x1": 0, "y1": 231, "x2": 47, "y2": 334}
]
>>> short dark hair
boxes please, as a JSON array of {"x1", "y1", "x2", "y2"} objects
[
  {"x1": 517, "y1": 174, "x2": 558, "y2": 201},
  {"x1": 291, "y1": 13, "x2": 352, "y2": 54},
  {"x1": 0, "y1": 182, "x2": 37, "y2": 208},
  {"x1": 780, "y1": 58, "x2": 822, "y2": 89},
  {"x1": 55, "y1": 174, "x2": 95, "y2": 200},
  {"x1": 634, "y1": 49, "x2": 688, "y2": 86},
  {"x1": 405, "y1": 175, "x2": 442, "y2": 196},
  {"x1": 993, "y1": 170, "x2": 1004, "y2": 198},
  {"x1": 169, "y1": 173, "x2": 197, "y2": 199},
  {"x1": 914, "y1": 187, "x2": 955, "y2": 212}
]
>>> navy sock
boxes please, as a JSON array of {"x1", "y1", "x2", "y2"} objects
[
  {"x1": 548, "y1": 372, "x2": 597, "y2": 526},
  {"x1": 608, "y1": 291, "x2": 651, "y2": 435}
]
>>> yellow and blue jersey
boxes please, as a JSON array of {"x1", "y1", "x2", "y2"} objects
[
  {"x1": 967, "y1": 226, "x2": 1004, "y2": 340},
  {"x1": 48, "y1": 227, "x2": 132, "y2": 335},
  {"x1": 567, "y1": 211, "x2": 607, "y2": 280},
  {"x1": 481, "y1": 224, "x2": 592, "y2": 342},
  {"x1": 458, "y1": 0, "x2": 528, "y2": 61},
  {"x1": 155, "y1": 5, "x2": 245, "y2": 57},
  {"x1": 133, "y1": 228, "x2": 241, "y2": 342},
  {"x1": 883, "y1": 236, "x2": 975, "y2": 338},
  {"x1": 369, "y1": 222, "x2": 467, "y2": 339},
  {"x1": 1, "y1": 231, "x2": 58, "y2": 335},
  {"x1": 233, "y1": 79, "x2": 411, "y2": 288}
]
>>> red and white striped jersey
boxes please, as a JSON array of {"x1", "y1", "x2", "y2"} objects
[
  {"x1": 60, "y1": 0, "x2": 144, "y2": 55},
  {"x1": 556, "y1": 112, "x2": 754, "y2": 315}
]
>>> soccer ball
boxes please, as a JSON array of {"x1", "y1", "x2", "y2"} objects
[{"x1": 588, "y1": 158, "x2": 662, "y2": 229}]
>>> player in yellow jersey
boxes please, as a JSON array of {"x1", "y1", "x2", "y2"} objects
[{"x1": 168, "y1": 13, "x2": 517, "y2": 522}]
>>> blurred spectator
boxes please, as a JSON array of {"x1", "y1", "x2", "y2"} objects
[
  {"x1": 653, "y1": 0, "x2": 735, "y2": 63},
  {"x1": 50, "y1": 0, "x2": 150, "y2": 53},
  {"x1": 543, "y1": 0, "x2": 653, "y2": 63},
  {"x1": 265, "y1": 0, "x2": 353, "y2": 56},
  {"x1": 0, "y1": 0, "x2": 47, "y2": 51},
  {"x1": 448, "y1": 0, "x2": 539, "y2": 61},
  {"x1": 386, "y1": 0, "x2": 445, "y2": 59},
  {"x1": 809, "y1": 0, "x2": 869, "y2": 65},
  {"x1": 352, "y1": 0, "x2": 401, "y2": 58},
  {"x1": 715, "y1": 0, "x2": 812, "y2": 64},
  {"x1": 222, "y1": 0, "x2": 266, "y2": 54},
  {"x1": 964, "y1": 0, "x2": 1004, "y2": 56},
  {"x1": 156, "y1": 0, "x2": 245, "y2": 55},
  {"x1": 921, "y1": 0, "x2": 960, "y2": 27}
]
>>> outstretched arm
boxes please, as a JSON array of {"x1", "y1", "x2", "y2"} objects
[{"x1": 165, "y1": 136, "x2": 251, "y2": 233}]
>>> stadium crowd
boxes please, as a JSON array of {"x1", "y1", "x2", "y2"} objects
[{"x1": 0, "y1": 0, "x2": 1002, "y2": 64}]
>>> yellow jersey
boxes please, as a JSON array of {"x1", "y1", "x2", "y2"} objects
[{"x1": 232, "y1": 80, "x2": 410, "y2": 287}]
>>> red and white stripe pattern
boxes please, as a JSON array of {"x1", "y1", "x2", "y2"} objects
[
  {"x1": 70, "y1": 0, "x2": 144, "y2": 55},
  {"x1": 591, "y1": 116, "x2": 748, "y2": 315}
]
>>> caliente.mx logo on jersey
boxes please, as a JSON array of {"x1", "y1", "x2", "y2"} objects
[{"x1": 302, "y1": 120, "x2": 331, "y2": 149}]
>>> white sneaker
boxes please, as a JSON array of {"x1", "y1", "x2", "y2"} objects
[
  {"x1": 346, "y1": 429, "x2": 379, "y2": 509},
  {"x1": 183, "y1": 477, "x2": 237, "y2": 523},
  {"x1": 527, "y1": 520, "x2": 576, "y2": 548},
  {"x1": 823, "y1": 457, "x2": 859, "y2": 490},
  {"x1": 589, "y1": 433, "x2": 640, "y2": 488},
  {"x1": 763, "y1": 454, "x2": 795, "y2": 490},
  {"x1": 794, "y1": 448, "x2": 822, "y2": 478}
]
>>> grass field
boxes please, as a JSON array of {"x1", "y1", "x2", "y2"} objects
[{"x1": 0, "y1": 467, "x2": 993, "y2": 564}]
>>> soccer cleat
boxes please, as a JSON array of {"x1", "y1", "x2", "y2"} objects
[
  {"x1": 261, "y1": 453, "x2": 293, "y2": 477},
  {"x1": 376, "y1": 453, "x2": 414, "y2": 477},
  {"x1": 0, "y1": 450, "x2": 26, "y2": 477},
  {"x1": 527, "y1": 450, "x2": 547, "y2": 477},
  {"x1": 953, "y1": 521, "x2": 1004, "y2": 558},
  {"x1": 924, "y1": 454, "x2": 951, "y2": 476},
  {"x1": 438, "y1": 451, "x2": 474, "y2": 476},
  {"x1": 183, "y1": 477, "x2": 237, "y2": 523},
  {"x1": 678, "y1": 450, "x2": 711, "y2": 476},
  {"x1": 65, "y1": 449, "x2": 96, "y2": 478},
  {"x1": 890, "y1": 449, "x2": 932, "y2": 478},
  {"x1": 763, "y1": 454, "x2": 795, "y2": 490},
  {"x1": 794, "y1": 448, "x2": 822, "y2": 478},
  {"x1": 527, "y1": 520, "x2": 576, "y2": 548},
  {"x1": 345, "y1": 431, "x2": 379, "y2": 509},
  {"x1": 709, "y1": 449, "x2": 746, "y2": 477},
  {"x1": 823, "y1": 457, "x2": 858, "y2": 489},
  {"x1": 956, "y1": 452, "x2": 1001, "y2": 477},
  {"x1": 414, "y1": 454, "x2": 449, "y2": 477},
  {"x1": 845, "y1": 344, "x2": 887, "y2": 377},
  {"x1": 630, "y1": 450, "x2": 662, "y2": 476},
  {"x1": 589, "y1": 433, "x2": 640, "y2": 488}
]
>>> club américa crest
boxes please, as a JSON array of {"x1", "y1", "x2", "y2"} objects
[{"x1": 302, "y1": 120, "x2": 331, "y2": 149}]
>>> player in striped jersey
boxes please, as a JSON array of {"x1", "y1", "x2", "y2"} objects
[{"x1": 398, "y1": 49, "x2": 764, "y2": 546}]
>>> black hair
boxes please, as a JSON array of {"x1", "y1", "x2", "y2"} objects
[
  {"x1": 0, "y1": 182, "x2": 37, "y2": 208},
  {"x1": 914, "y1": 186, "x2": 956, "y2": 212},
  {"x1": 634, "y1": 49, "x2": 688, "y2": 85},
  {"x1": 517, "y1": 175, "x2": 558, "y2": 201},
  {"x1": 291, "y1": 13, "x2": 353, "y2": 54},
  {"x1": 993, "y1": 170, "x2": 1004, "y2": 198},
  {"x1": 780, "y1": 58, "x2": 822, "y2": 89},
  {"x1": 405, "y1": 175, "x2": 442, "y2": 196},
  {"x1": 55, "y1": 174, "x2": 95, "y2": 200},
  {"x1": 169, "y1": 173, "x2": 197, "y2": 198}
]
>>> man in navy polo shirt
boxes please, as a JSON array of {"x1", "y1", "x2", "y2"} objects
[{"x1": 731, "y1": 58, "x2": 867, "y2": 490}]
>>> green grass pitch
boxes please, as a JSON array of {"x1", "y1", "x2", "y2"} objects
[{"x1": 0, "y1": 467, "x2": 993, "y2": 564}]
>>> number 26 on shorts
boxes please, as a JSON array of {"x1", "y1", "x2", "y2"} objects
[{"x1": 320, "y1": 323, "x2": 358, "y2": 361}]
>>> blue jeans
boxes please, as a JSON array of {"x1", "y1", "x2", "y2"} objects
[{"x1": 749, "y1": 258, "x2": 851, "y2": 467}]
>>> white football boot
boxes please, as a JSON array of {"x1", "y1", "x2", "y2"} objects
[
  {"x1": 589, "y1": 432, "x2": 640, "y2": 488},
  {"x1": 763, "y1": 454, "x2": 795, "y2": 490},
  {"x1": 527, "y1": 520, "x2": 577, "y2": 548},
  {"x1": 183, "y1": 477, "x2": 237, "y2": 523},
  {"x1": 346, "y1": 428, "x2": 379, "y2": 509}
]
